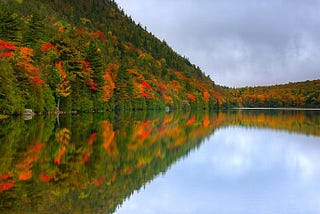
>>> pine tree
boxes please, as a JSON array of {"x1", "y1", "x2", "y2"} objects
[
  {"x1": 0, "y1": 4, "x2": 21, "y2": 41},
  {"x1": 86, "y1": 40, "x2": 105, "y2": 88},
  {"x1": 0, "y1": 59, "x2": 23, "y2": 114},
  {"x1": 22, "y1": 13, "x2": 44, "y2": 46},
  {"x1": 114, "y1": 65, "x2": 134, "y2": 110}
]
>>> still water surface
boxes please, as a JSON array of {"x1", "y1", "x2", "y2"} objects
[
  {"x1": 117, "y1": 127, "x2": 320, "y2": 214},
  {"x1": 0, "y1": 110, "x2": 319, "y2": 213}
]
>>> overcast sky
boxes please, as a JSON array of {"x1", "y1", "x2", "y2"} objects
[{"x1": 115, "y1": 0, "x2": 320, "y2": 87}]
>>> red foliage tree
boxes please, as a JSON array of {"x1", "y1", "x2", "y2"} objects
[
  {"x1": 82, "y1": 58, "x2": 98, "y2": 91},
  {"x1": 0, "y1": 182, "x2": 15, "y2": 193},
  {"x1": 141, "y1": 81, "x2": 152, "y2": 89},
  {"x1": 187, "y1": 93, "x2": 196, "y2": 102},
  {"x1": 40, "y1": 43, "x2": 53, "y2": 53},
  {"x1": 89, "y1": 30, "x2": 107, "y2": 41},
  {"x1": 0, "y1": 39, "x2": 16, "y2": 58},
  {"x1": 39, "y1": 173, "x2": 51, "y2": 182}
]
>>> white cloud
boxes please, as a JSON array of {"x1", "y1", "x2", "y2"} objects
[{"x1": 115, "y1": 0, "x2": 320, "y2": 86}]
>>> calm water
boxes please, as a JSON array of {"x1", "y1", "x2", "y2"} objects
[{"x1": 0, "y1": 110, "x2": 319, "y2": 213}]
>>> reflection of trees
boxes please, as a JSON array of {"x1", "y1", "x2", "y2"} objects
[
  {"x1": 0, "y1": 110, "x2": 319, "y2": 213},
  {"x1": 217, "y1": 110, "x2": 320, "y2": 136}
]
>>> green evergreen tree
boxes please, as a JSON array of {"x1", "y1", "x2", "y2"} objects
[
  {"x1": 0, "y1": 59, "x2": 23, "y2": 114},
  {"x1": 22, "y1": 13, "x2": 44, "y2": 46},
  {"x1": 114, "y1": 66, "x2": 134, "y2": 110},
  {"x1": 0, "y1": 4, "x2": 21, "y2": 41}
]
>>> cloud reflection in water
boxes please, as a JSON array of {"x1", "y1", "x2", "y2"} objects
[{"x1": 117, "y1": 126, "x2": 320, "y2": 214}]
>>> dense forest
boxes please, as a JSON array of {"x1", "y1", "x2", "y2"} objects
[
  {"x1": 0, "y1": 0, "x2": 319, "y2": 116},
  {"x1": 0, "y1": 0, "x2": 229, "y2": 115},
  {"x1": 228, "y1": 80, "x2": 320, "y2": 108}
]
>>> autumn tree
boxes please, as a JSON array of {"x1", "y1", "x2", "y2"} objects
[
  {"x1": 54, "y1": 60, "x2": 71, "y2": 110},
  {"x1": 14, "y1": 46, "x2": 48, "y2": 112},
  {"x1": 204, "y1": 91, "x2": 210, "y2": 104},
  {"x1": 101, "y1": 64, "x2": 117, "y2": 103}
]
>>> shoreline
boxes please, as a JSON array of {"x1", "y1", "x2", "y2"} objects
[
  {"x1": 0, "y1": 115, "x2": 9, "y2": 119},
  {"x1": 1, "y1": 107, "x2": 320, "y2": 119},
  {"x1": 234, "y1": 107, "x2": 320, "y2": 111}
]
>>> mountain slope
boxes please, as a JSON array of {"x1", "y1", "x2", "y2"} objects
[{"x1": 0, "y1": 0, "x2": 228, "y2": 114}]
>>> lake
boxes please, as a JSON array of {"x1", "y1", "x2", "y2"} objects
[{"x1": 0, "y1": 110, "x2": 319, "y2": 213}]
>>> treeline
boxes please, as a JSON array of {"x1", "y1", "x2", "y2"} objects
[
  {"x1": 0, "y1": 0, "x2": 227, "y2": 115},
  {"x1": 217, "y1": 110, "x2": 320, "y2": 136},
  {"x1": 228, "y1": 80, "x2": 320, "y2": 108}
]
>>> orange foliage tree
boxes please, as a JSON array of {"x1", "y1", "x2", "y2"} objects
[
  {"x1": 204, "y1": 91, "x2": 210, "y2": 103},
  {"x1": 101, "y1": 64, "x2": 117, "y2": 102},
  {"x1": 54, "y1": 61, "x2": 71, "y2": 97},
  {"x1": 16, "y1": 47, "x2": 45, "y2": 87}
]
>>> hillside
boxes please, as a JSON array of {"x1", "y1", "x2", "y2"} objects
[
  {"x1": 0, "y1": 0, "x2": 229, "y2": 115},
  {"x1": 228, "y1": 80, "x2": 320, "y2": 108}
]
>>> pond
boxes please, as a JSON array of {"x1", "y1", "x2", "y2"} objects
[{"x1": 0, "y1": 110, "x2": 319, "y2": 213}]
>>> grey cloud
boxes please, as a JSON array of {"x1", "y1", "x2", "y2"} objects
[{"x1": 116, "y1": 0, "x2": 320, "y2": 87}]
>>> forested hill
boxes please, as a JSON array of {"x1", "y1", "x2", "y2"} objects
[
  {"x1": 228, "y1": 79, "x2": 320, "y2": 108},
  {"x1": 0, "y1": 0, "x2": 228, "y2": 115}
]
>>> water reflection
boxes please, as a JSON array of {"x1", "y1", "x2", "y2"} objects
[
  {"x1": 0, "y1": 110, "x2": 319, "y2": 213},
  {"x1": 118, "y1": 127, "x2": 320, "y2": 214}
]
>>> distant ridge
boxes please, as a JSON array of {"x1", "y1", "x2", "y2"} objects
[{"x1": 228, "y1": 79, "x2": 320, "y2": 108}]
